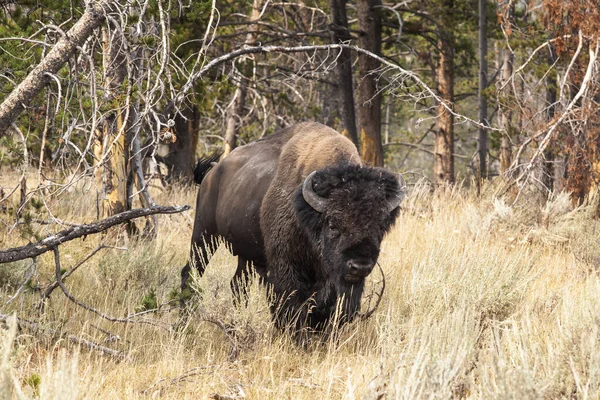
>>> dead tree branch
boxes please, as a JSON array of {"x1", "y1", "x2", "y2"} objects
[
  {"x1": 0, "y1": 205, "x2": 190, "y2": 264},
  {"x1": 507, "y1": 33, "x2": 599, "y2": 194},
  {"x1": 39, "y1": 244, "x2": 125, "y2": 302},
  {"x1": 0, "y1": 313, "x2": 126, "y2": 359},
  {"x1": 359, "y1": 262, "x2": 386, "y2": 321},
  {"x1": 0, "y1": 0, "x2": 119, "y2": 136},
  {"x1": 52, "y1": 247, "x2": 173, "y2": 330},
  {"x1": 172, "y1": 44, "x2": 497, "y2": 132}
]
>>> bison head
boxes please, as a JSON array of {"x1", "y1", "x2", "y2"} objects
[{"x1": 293, "y1": 164, "x2": 406, "y2": 323}]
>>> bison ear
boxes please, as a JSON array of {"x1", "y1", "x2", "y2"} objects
[
  {"x1": 302, "y1": 171, "x2": 327, "y2": 213},
  {"x1": 387, "y1": 173, "x2": 407, "y2": 212}
]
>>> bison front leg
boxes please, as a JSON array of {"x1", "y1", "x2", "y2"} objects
[
  {"x1": 271, "y1": 282, "x2": 337, "y2": 333},
  {"x1": 297, "y1": 281, "x2": 361, "y2": 331}
]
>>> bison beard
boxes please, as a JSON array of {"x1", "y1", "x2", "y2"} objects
[{"x1": 182, "y1": 122, "x2": 406, "y2": 335}]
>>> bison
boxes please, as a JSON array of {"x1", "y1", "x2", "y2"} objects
[{"x1": 182, "y1": 122, "x2": 406, "y2": 331}]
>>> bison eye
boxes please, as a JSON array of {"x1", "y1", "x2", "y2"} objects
[{"x1": 328, "y1": 221, "x2": 340, "y2": 237}]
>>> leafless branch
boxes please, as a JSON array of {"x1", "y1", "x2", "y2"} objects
[
  {"x1": 39, "y1": 244, "x2": 125, "y2": 302},
  {"x1": 0, "y1": 313, "x2": 126, "y2": 359},
  {"x1": 0, "y1": 0, "x2": 119, "y2": 136},
  {"x1": 359, "y1": 262, "x2": 385, "y2": 321},
  {"x1": 52, "y1": 247, "x2": 174, "y2": 331},
  {"x1": 0, "y1": 205, "x2": 190, "y2": 264},
  {"x1": 507, "y1": 33, "x2": 599, "y2": 193},
  {"x1": 173, "y1": 43, "x2": 498, "y2": 132}
]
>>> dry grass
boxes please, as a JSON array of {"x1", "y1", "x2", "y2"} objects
[{"x1": 2, "y1": 172, "x2": 600, "y2": 399}]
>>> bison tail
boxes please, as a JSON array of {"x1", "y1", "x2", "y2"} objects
[{"x1": 193, "y1": 151, "x2": 222, "y2": 185}]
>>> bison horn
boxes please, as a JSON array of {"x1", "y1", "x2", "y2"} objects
[
  {"x1": 387, "y1": 173, "x2": 407, "y2": 212},
  {"x1": 302, "y1": 171, "x2": 327, "y2": 213}
]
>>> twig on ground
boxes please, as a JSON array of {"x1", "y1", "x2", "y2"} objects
[
  {"x1": 202, "y1": 314, "x2": 240, "y2": 361},
  {"x1": 142, "y1": 366, "x2": 211, "y2": 396},
  {"x1": 39, "y1": 243, "x2": 126, "y2": 303},
  {"x1": 0, "y1": 312, "x2": 126, "y2": 360},
  {"x1": 359, "y1": 262, "x2": 386, "y2": 321},
  {"x1": 52, "y1": 247, "x2": 174, "y2": 331}
]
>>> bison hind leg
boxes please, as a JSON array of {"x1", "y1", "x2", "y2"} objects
[{"x1": 181, "y1": 233, "x2": 218, "y2": 303}]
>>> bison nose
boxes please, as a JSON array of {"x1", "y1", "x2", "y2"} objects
[{"x1": 347, "y1": 259, "x2": 374, "y2": 278}]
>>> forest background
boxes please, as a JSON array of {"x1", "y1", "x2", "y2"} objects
[
  {"x1": 1, "y1": 0, "x2": 598, "y2": 207},
  {"x1": 1, "y1": 0, "x2": 600, "y2": 398}
]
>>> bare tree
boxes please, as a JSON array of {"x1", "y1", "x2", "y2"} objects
[
  {"x1": 489, "y1": 0, "x2": 600, "y2": 203},
  {"x1": 357, "y1": 0, "x2": 383, "y2": 167},
  {"x1": 0, "y1": 0, "x2": 176, "y2": 237},
  {"x1": 0, "y1": 0, "x2": 117, "y2": 135},
  {"x1": 433, "y1": 0, "x2": 455, "y2": 184},
  {"x1": 497, "y1": 3, "x2": 514, "y2": 177},
  {"x1": 328, "y1": 0, "x2": 358, "y2": 145},
  {"x1": 478, "y1": 0, "x2": 488, "y2": 180}
]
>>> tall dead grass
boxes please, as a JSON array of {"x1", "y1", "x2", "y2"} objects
[{"x1": 1, "y1": 174, "x2": 600, "y2": 399}]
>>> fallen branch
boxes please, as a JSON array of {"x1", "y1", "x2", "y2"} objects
[
  {"x1": 142, "y1": 367, "x2": 210, "y2": 396},
  {"x1": 0, "y1": 313, "x2": 126, "y2": 359},
  {"x1": 39, "y1": 244, "x2": 126, "y2": 303},
  {"x1": 359, "y1": 262, "x2": 386, "y2": 321},
  {"x1": 0, "y1": 205, "x2": 190, "y2": 264},
  {"x1": 176, "y1": 307, "x2": 241, "y2": 361},
  {"x1": 202, "y1": 315, "x2": 240, "y2": 361},
  {"x1": 53, "y1": 247, "x2": 174, "y2": 331}
]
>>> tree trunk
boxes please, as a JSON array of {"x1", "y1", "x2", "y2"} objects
[
  {"x1": 224, "y1": 77, "x2": 248, "y2": 156},
  {"x1": 160, "y1": 104, "x2": 200, "y2": 183},
  {"x1": 477, "y1": 0, "x2": 488, "y2": 180},
  {"x1": 99, "y1": 114, "x2": 128, "y2": 217},
  {"x1": 434, "y1": 1, "x2": 455, "y2": 185},
  {"x1": 126, "y1": 44, "x2": 157, "y2": 239},
  {"x1": 357, "y1": 0, "x2": 383, "y2": 166},
  {"x1": 0, "y1": 0, "x2": 116, "y2": 136},
  {"x1": 542, "y1": 44, "x2": 557, "y2": 193},
  {"x1": 498, "y1": 6, "x2": 514, "y2": 176},
  {"x1": 96, "y1": 26, "x2": 128, "y2": 219},
  {"x1": 223, "y1": 0, "x2": 262, "y2": 156},
  {"x1": 384, "y1": 101, "x2": 390, "y2": 145},
  {"x1": 329, "y1": 0, "x2": 358, "y2": 146}
]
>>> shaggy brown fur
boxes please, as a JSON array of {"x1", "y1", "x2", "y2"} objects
[
  {"x1": 260, "y1": 123, "x2": 402, "y2": 331},
  {"x1": 181, "y1": 125, "x2": 297, "y2": 300},
  {"x1": 182, "y1": 122, "x2": 404, "y2": 332}
]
